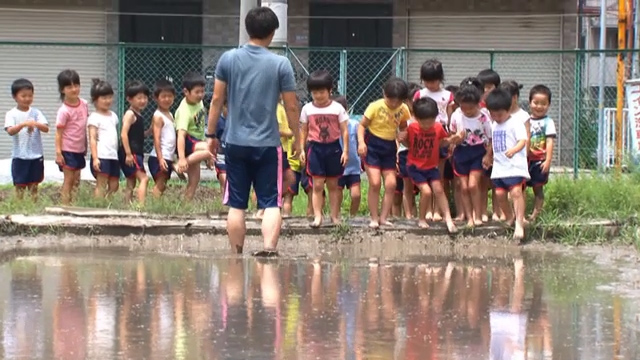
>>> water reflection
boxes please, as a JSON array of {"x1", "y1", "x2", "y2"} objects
[{"x1": 0, "y1": 253, "x2": 637, "y2": 359}]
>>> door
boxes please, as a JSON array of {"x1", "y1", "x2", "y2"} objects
[{"x1": 309, "y1": 3, "x2": 393, "y2": 114}]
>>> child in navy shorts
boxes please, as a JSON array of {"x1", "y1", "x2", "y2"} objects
[
  {"x1": 299, "y1": 70, "x2": 349, "y2": 227},
  {"x1": 334, "y1": 95, "x2": 362, "y2": 217},
  {"x1": 88, "y1": 79, "x2": 120, "y2": 198},
  {"x1": 394, "y1": 82, "x2": 421, "y2": 219},
  {"x1": 119, "y1": 80, "x2": 150, "y2": 205},
  {"x1": 358, "y1": 77, "x2": 410, "y2": 228},
  {"x1": 148, "y1": 79, "x2": 178, "y2": 198},
  {"x1": 4, "y1": 78, "x2": 49, "y2": 200},
  {"x1": 526, "y1": 85, "x2": 556, "y2": 221},
  {"x1": 450, "y1": 78, "x2": 492, "y2": 228},
  {"x1": 485, "y1": 89, "x2": 530, "y2": 240},
  {"x1": 403, "y1": 97, "x2": 457, "y2": 233}
]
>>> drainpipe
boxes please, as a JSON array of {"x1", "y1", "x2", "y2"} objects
[
  {"x1": 262, "y1": 0, "x2": 288, "y2": 47},
  {"x1": 597, "y1": 0, "x2": 607, "y2": 170}
]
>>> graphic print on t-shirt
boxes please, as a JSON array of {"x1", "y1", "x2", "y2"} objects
[
  {"x1": 411, "y1": 132, "x2": 435, "y2": 160},
  {"x1": 313, "y1": 114, "x2": 333, "y2": 142},
  {"x1": 493, "y1": 130, "x2": 507, "y2": 153}
]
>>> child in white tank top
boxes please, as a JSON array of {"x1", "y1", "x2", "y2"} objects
[{"x1": 149, "y1": 80, "x2": 178, "y2": 197}]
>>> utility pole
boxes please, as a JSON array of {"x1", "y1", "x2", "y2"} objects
[{"x1": 262, "y1": 0, "x2": 288, "y2": 47}]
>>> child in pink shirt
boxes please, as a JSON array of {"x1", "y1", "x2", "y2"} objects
[{"x1": 55, "y1": 69, "x2": 89, "y2": 205}]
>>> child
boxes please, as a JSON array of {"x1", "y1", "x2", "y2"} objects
[
  {"x1": 119, "y1": 80, "x2": 150, "y2": 205},
  {"x1": 87, "y1": 79, "x2": 120, "y2": 198},
  {"x1": 396, "y1": 82, "x2": 421, "y2": 219},
  {"x1": 450, "y1": 78, "x2": 493, "y2": 228},
  {"x1": 148, "y1": 79, "x2": 177, "y2": 198},
  {"x1": 299, "y1": 70, "x2": 349, "y2": 227},
  {"x1": 276, "y1": 96, "x2": 297, "y2": 218},
  {"x1": 334, "y1": 95, "x2": 362, "y2": 217},
  {"x1": 484, "y1": 89, "x2": 530, "y2": 240},
  {"x1": 403, "y1": 97, "x2": 457, "y2": 233},
  {"x1": 358, "y1": 77, "x2": 410, "y2": 228},
  {"x1": 4, "y1": 78, "x2": 49, "y2": 200},
  {"x1": 413, "y1": 59, "x2": 455, "y2": 221},
  {"x1": 477, "y1": 69, "x2": 501, "y2": 104},
  {"x1": 526, "y1": 85, "x2": 556, "y2": 221},
  {"x1": 214, "y1": 101, "x2": 228, "y2": 201},
  {"x1": 55, "y1": 69, "x2": 89, "y2": 205},
  {"x1": 444, "y1": 84, "x2": 461, "y2": 218},
  {"x1": 175, "y1": 72, "x2": 214, "y2": 200}
]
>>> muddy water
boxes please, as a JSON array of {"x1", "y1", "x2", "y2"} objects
[{"x1": 0, "y1": 250, "x2": 638, "y2": 360}]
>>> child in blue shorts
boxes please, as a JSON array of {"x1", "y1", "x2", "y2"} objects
[
  {"x1": 299, "y1": 70, "x2": 349, "y2": 227},
  {"x1": 526, "y1": 85, "x2": 556, "y2": 221},
  {"x1": 358, "y1": 77, "x2": 410, "y2": 228},
  {"x1": 334, "y1": 95, "x2": 361, "y2": 217},
  {"x1": 485, "y1": 89, "x2": 530, "y2": 240},
  {"x1": 4, "y1": 78, "x2": 49, "y2": 200},
  {"x1": 148, "y1": 79, "x2": 178, "y2": 197},
  {"x1": 88, "y1": 79, "x2": 120, "y2": 198}
]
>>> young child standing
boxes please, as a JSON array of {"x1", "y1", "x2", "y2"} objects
[
  {"x1": 450, "y1": 78, "x2": 493, "y2": 227},
  {"x1": 4, "y1": 78, "x2": 49, "y2": 199},
  {"x1": 485, "y1": 89, "x2": 530, "y2": 240},
  {"x1": 148, "y1": 79, "x2": 177, "y2": 198},
  {"x1": 335, "y1": 95, "x2": 362, "y2": 217},
  {"x1": 404, "y1": 98, "x2": 457, "y2": 233},
  {"x1": 276, "y1": 97, "x2": 297, "y2": 218},
  {"x1": 358, "y1": 77, "x2": 410, "y2": 228},
  {"x1": 55, "y1": 69, "x2": 89, "y2": 205},
  {"x1": 299, "y1": 70, "x2": 349, "y2": 227},
  {"x1": 526, "y1": 85, "x2": 556, "y2": 221},
  {"x1": 119, "y1": 80, "x2": 150, "y2": 205},
  {"x1": 477, "y1": 69, "x2": 501, "y2": 104},
  {"x1": 395, "y1": 82, "x2": 421, "y2": 220},
  {"x1": 88, "y1": 79, "x2": 120, "y2": 198},
  {"x1": 413, "y1": 59, "x2": 455, "y2": 222},
  {"x1": 175, "y1": 72, "x2": 214, "y2": 200}
]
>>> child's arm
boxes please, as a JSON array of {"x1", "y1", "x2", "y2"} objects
[
  {"x1": 541, "y1": 119, "x2": 557, "y2": 174},
  {"x1": 357, "y1": 117, "x2": 370, "y2": 156},
  {"x1": 340, "y1": 120, "x2": 349, "y2": 164},
  {"x1": 54, "y1": 108, "x2": 67, "y2": 165},
  {"x1": 277, "y1": 105, "x2": 293, "y2": 138},
  {"x1": 152, "y1": 113, "x2": 165, "y2": 163},
  {"x1": 4, "y1": 113, "x2": 26, "y2": 136},
  {"x1": 505, "y1": 140, "x2": 526, "y2": 159},
  {"x1": 34, "y1": 110, "x2": 49, "y2": 133},
  {"x1": 88, "y1": 125, "x2": 99, "y2": 168},
  {"x1": 281, "y1": 92, "x2": 301, "y2": 157},
  {"x1": 120, "y1": 110, "x2": 136, "y2": 164}
]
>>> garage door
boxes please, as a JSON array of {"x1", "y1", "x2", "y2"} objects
[
  {"x1": 0, "y1": 8, "x2": 106, "y2": 159},
  {"x1": 407, "y1": 14, "x2": 561, "y2": 112}
]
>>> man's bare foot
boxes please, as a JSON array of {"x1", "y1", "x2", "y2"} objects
[
  {"x1": 310, "y1": 217, "x2": 322, "y2": 228},
  {"x1": 425, "y1": 212, "x2": 433, "y2": 221},
  {"x1": 433, "y1": 212, "x2": 443, "y2": 222},
  {"x1": 369, "y1": 220, "x2": 380, "y2": 229},
  {"x1": 513, "y1": 226, "x2": 525, "y2": 241},
  {"x1": 418, "y1": 220, "x2": 430, "y2": 229},
  {"x1": 446, "y1": 220, "x2": 458, "y2": 234}
]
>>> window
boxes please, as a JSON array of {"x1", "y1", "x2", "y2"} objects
[{"x1": 591, "y1": 27, "x2": 619, "y2": 55}]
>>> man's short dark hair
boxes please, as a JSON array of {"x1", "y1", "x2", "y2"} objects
[
  {"x1": 245, "y1": 7, "x2": 279, "y2": 40},
  {"x1": 11, "y1": 78, "x2": 34, "y2": 96},
  {"x1": 307, "y1": 70, "x2": 333, "y2": 91},
  {"x1": 485, "y1": 89, "x2": 512, "y2": 112},
  {"x1": 413, "y1": 97, "x2": 439, "y2": 120},
  {"x1": 383, "y1": 77, "x2": 408, "y2": 100}
]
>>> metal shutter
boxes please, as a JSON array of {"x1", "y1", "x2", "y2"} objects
[{"x1": 0, "y1": 8, "x2": 106, "y2": 159}]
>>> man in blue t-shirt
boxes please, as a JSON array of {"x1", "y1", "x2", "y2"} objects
[{"x1": 206, "y1": 7, "x2": 301, "y2": 257}]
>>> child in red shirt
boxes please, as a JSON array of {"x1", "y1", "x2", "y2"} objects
[{"x1": 404, "y1": 97, "x2": 457, "y2": 233}]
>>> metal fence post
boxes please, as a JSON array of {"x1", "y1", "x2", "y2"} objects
[
  {"x1": 573, "y1": 50, "x2": 583, "y2": 179},
  {"x1": 395, "y1": 47, "x2": 406, "y2": 80},
  {"x1": 489, "y1": 50, "x2": 495, "y2": 69},
  {"x1": 339, "y1": 49, "x2": 347, "y2": 96},
  {"x1": 117, "y1": 42, "x2": 126, "y2": 135}
]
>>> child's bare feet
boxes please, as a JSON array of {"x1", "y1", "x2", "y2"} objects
[
  {"x1": 446, "y1": 220, "x2": 458, "y2": 234},
  {"x1": 473, "y1": 218, "x2": 483, "y2": 226},
  {"x1": 513, "y1": 225, "x2": 525, "y2": 241},
  {"x1": 418, "y1": 220, "x2": 430, "y2": 229},
  {"x1": 454, "y1": 215, "x2": 465, "y2": 222},
  {"x1": 433, "y1": 212, "x2": 442, "y2": 222},
  {"x1": 255, "y1": 209, "x2": 264, "y2": 219},
  {"x1": 425, "y1": 212, "x2": 433, "y2": 221},
  {"x1": 481, "y1": 214, "x2": 489, "y2": 222},
  {"x1": 331, "y1": 217, "x2": 341, "y2": 225},
  {"x1": 492, "y1": 213, "x2": 500, "y2": 221},
  {"x1": 369, "y1": 220, "x2": 380, "y2": 229},
  {"x1": 466, "y1": 220, "x2": 475, "y2": 228},
  {"x1": 310, "y1": 217, "x2": 322, "y2": 228},
  {"x1": 380, "y1": 219, "x2": 394, "y2": 227}
]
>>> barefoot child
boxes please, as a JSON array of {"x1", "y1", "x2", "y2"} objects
[
  {"x1": 485, "y1": 89, "x2": 530, "y2": 240},
  {"x1": 4, "y1": 78, "x2": 49, "y2": 200},
  {"x1": 88, "y1": 79, "x2": 120, "y2": 198},
  {"x1": 334, "y1": 95, "x2": 362, "y2": 217},
  {"x1": 526, "y1": 84, "x2": 556, "y2": 221},
  {"x1": 175, "y1": 72, "x2": 214, "y2": 200},
  {"x1": 358, "y1": 77, "x2": 410, "y2": 228},
  {"x1": 299, "y1": 70, "x2": 349, "y2": 227},
  {"x1": 119, "y1": 80, "x2": 150, "y2": 205},
  {"x1": 403, "y1": 97, "x2": 457, "y2": 233},
  {"x1": 396, "y1": 83, "x2": 421, "y2": 219},
  {"x1": 148, "y1": 79, "x2": 177, "y2": 197},
  {"x1": 55, "y1": 69, "x2": 89, "y2": 205},
  {"x1": 450, "y1": 78, "x2": 492, "y2": 228}
]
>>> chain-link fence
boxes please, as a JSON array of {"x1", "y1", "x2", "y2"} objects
[{"x1": 0, "y1": 41, "x2": 637, "y2": 176}]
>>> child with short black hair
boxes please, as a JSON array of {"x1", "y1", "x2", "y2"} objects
[
  {"x1": 527, "y1": 84, "x2": 556, "y2": 221},
  {"x1": 358, "y1": 76, "x2": 410, "y2": 228},
  {"x1": 485, "y1": 89, "x2": 530, "y2": 240},
  {"x1": 55, "y1": 69, "x2": 89, "y2": 205},
  {"x1": 477, "y1": 69, "x2": 501, "y2": 103},
  {"x1": 4, "y1": 78, "x2": 49, "y2": 200},
  {"x1": 404, "y1": 97, "x2": 457, "y2": 233},
  {"x1": 148, "y1": 79, "x2": 177, "y2": 197},
  {"x1": 395, "y1": 82, "x2": 421, "y2": 219},
  {"x1": 335, "y1": 95, "x2": 362, "y2": 217},
  {"x1": 299, "y1": 70, "x2": 349, "y2": 227},
  {"x1": 88, "y1": 78, "x2": 120, "y2": 198},
  {"x1": 175, "y1": 71, "x2": 214, "y2": 200},
  {"x1": 450, "y1": 77, "x2": 493, "y2": 228}
]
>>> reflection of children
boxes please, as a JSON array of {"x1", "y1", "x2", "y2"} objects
[
  {"x1": 334, "y1": 95, "x2": 362, "y2": 217},
  {"x1": 485, "y1": 89, "x2": 530, "y2": 240},
  {"x1": 404, "y1": 98, "x2": 457, "y2": 233},
  {"x1": 358, "y1": 77, "x2": 410, "y2": 228},
  {"x1": 4, "y1": 78, "x2": 49, "y2": 200},
  {"x1": 526, "y1": 85, "x2": 556, "y2": 221}
]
